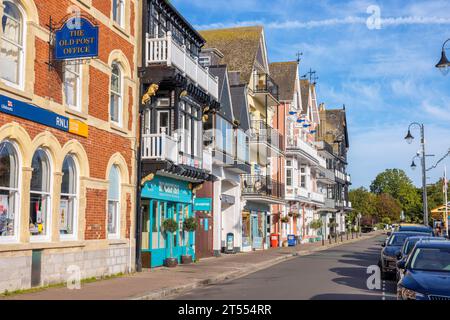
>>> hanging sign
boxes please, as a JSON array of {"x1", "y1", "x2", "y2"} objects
[
  {"x1": 194, "y1": 198, "x2": 212, "y2": 212},
  {"x1": 55, "y1": 17, "x2": 99, "y2": 60}
]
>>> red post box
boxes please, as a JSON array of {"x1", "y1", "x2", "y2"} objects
[{"x1": 270, "y1": 234, "x2": 279, "y2": 248}]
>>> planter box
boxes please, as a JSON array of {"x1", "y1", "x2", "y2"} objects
[
  {"x1": 181, "y1": 255, "x2": 193, "y2": 265},
  {"x1": 164, "y1": 258, "x2": 178, "y2": 268}
]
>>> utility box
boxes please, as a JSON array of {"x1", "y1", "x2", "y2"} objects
[
  {"x1": 287, "y1": 234, "x2": 297, "y2": 247},
  {"x1": 225, "y1": 233, "x2": 235, "y2": 254}
]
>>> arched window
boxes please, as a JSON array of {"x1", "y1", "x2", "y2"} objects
[
  {"x1": 30, "y1": 149, "x2": 51, "y2": 238},
  {"x1": 112, "y1": 0, "x2": 125, "y2": 27},
  {"x1": 0, "y1": 0, "x2": 25, "y2": 87},
  {"x1": 110, "y1": 62, "x2": 122, "y2": 126},
  {"x1": 107, "y1": 165, "x2": 120, "y2": 239},
  {"x1": 0, "y1": 141, "x2": 19, "y2": 240},
  {"x1": 60, "y1": 155, "x2": 78, "y2": 239}
]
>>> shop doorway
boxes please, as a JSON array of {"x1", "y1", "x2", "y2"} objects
[{"x1": 195, "y1": 212, "x2": 213, "y2": 259}]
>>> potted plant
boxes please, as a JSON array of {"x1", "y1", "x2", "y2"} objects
[
  {"x1": 280, "y1": 216, "x2": 289, "y2": 224},
  {"x1": 293, "y1": 212, "x2": 301, "y2": 219},
  {"x1": 288, "y1": 212, "x2": 294, "y2": 218},
  {"x1": 181, "y1": 217, "x2": 197, "y2": 264},
  {"x1": 162, "y1": 218, "x2": 179, "y2": 268}
]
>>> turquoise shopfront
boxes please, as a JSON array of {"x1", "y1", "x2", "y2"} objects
[{"x1": 141, "y1": 176, "x2": 195, "y2": 268}]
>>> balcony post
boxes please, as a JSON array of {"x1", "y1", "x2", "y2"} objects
[
  {"x1": 167, "y1": 31, "x2": 172, "y2": 67},
  {"x1": 182, "y1": 44, "x2": 186, "y2": 76},
  {"x1": 205, "y1": 66, "x2": 209, "y2": 94}
]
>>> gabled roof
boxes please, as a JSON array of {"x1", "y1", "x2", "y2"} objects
[
  {"x1": 230, "y1": 84, "x2": 250, "y2": 131},
  {"x1": 209, "y1": 65, "x2": 234, "y2": 123},
  {"x1": 323, "y1": 108, "x2": 349, "y2": 149},
  {"x1": 200, "y1": 26, "x2": 264, "y2": 85},
  {"x1": 269, "y1": 61, "x2": 298, "y2": 102},
  {"x1": 300, "y1": 79, "x2": 310, "y2": 114}
]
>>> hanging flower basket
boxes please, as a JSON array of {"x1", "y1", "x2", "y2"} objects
[{"x1": 280, "y1": 216, "x2": 290, "y2": 224}]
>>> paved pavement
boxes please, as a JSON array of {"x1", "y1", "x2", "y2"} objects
[
  {"x1": 176, "y1": 235, "x2": 397, "y2": 300},
  {"x1": 3, "y1": 231, "x2": 384, "y2": 300}
]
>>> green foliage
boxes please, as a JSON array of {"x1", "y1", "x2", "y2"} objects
[
  {"x1": 349, "y1": 187, "x2": 377, "y2": 222},
  {"x1": 162, "y1": 218, "x2": 178, "y2": 233},
  {"x1": 375, "y1": 194, "x2": 402, "y2": 222},
  {"x1": 369, "y1": 169, "x2": 422, "y2": 220},
  {"x1": 183, "y1": 217, "x2": 197, "y2": 232},
  {"x1": 310, "y1": 220, "x2": 323, "y2": 230},
  {"x1": 381, "y1": 217, "x2": 391, "y2": 225}
]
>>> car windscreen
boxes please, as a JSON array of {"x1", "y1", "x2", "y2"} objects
[
  {"x1": 389, "y1": 233, "x2": 423, "y2": 246},
  {"x1": 404, "y1": 239, "x2": 421, "y2": 255},
  {"x1": 410, "y1": 248, "x2": 450, "y2": 272}
]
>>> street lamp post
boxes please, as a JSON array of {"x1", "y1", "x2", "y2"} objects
[
  {"x1": 405, "y1": 122, "x2": 429, "y2": 226},
  {"x1": 436, "y1": 39, "x2": 450, "y2": 75}
]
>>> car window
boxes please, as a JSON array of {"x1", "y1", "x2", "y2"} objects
[
  {"x1": 404, "y1": 239, "x2": 419, "y2": 255},
  {"x1": 389, "y1": 234, "x2": 413, "y2": 246},
  {"x1": 410, "y1": 248, "x2": 450, "y2": 272}
]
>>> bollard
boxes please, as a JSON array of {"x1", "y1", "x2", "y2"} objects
[
  {"x1": 329, "y1": 236, "x2": 332, "y2": 245},
  {"x1": 340, "y1": 233, "x2": 343, "y2": 242},
  {"x1": 346, "y1": 232, "x2": 349, "y2": 241},
  {"x1": 352, "y1": 231, "x2": 354, "y2": 239},
  {"x1": 322, "y1": 237, "x2": 325, "y2": 246}
]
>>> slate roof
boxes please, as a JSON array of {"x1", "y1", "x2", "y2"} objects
[
  {"x1": 209, "y1": 66, "x2": 234, "y2": 122},
  {"x1": 300, "y1": 79, "x2": 310, "y2": 113},
  {"x1": 200, "y1": 26, "x2": 263, "y2": 85},
  {"x1": 230, "y1": 85, "x2": 250, "y2": 131},
  {"x1": 269, "y1": 62, "x2": 298, "y2": 102},
  {"x1": 323, "y1": 108, "x2": 349, "y2": 149}
]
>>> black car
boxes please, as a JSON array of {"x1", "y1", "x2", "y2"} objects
[
  {"x1": 380, "y1": 231, "x2": 433, "y2": 279},
  {"x1": 396, "y1": 236, "x2": 446, "y2": 281},
  {"x1": 397, "y1": 240, "x2": 450, "y2": 300}
]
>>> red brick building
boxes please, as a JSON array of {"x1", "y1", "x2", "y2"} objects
[{"x1": 0, "y1": 0, "x2": 139, "y2": 292}]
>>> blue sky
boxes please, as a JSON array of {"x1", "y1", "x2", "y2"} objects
[{"x1": 172, "y1": 0, "x2": 450, "y2": 189}]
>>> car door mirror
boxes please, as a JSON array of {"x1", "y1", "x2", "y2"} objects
[
  {"x1": 381, "y1": 243, "x2": 386, "y2": 247},
  {"x1": 397, "y1": 260, "x2": 406, "y2": 270},
  {"x1": 396, "y1": 251, "x2": 402, "y2": 260},
  {"x1": 387, "y1": 232, "x2": 392, "y2": 236}
]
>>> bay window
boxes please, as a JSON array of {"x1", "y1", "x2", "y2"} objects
[
  {"x1": 30, "y1": 149, "x2": 51, "y2": 238},
  {"x1": 0, "y1": 0, "x2": 24, "y2": 88},
  {"x1": 0, "y1": 141, "x2": 19, "y2": 240}
]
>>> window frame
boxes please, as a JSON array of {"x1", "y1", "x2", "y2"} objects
[
  {"x1": 107, "y1": 165, "x2": 121, "y2": 240},
  {"x1": 112, "y1": 0, "x2": 125, "y2": 28},
  {"x1": 110, "y1": 62, "x2": 123, "y2": 127},
  {"x1": 0, "y1": 140, "x2": 21, "y2": 243},
  {"x1": 63, "y1": 63, "x2": 82, "y2": 111},
  {"x1": 59, "y1": 154, "x2": 79, "y2": 241},
  {"x1": 0, "y1": 0, "x2": 26, "y2": 90},
  {"x1": 29, "y1": 148, "x2": 52, "y2": 242}
]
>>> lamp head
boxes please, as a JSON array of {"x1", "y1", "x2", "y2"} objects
[
  {"x1": 405, "y1": 130, "x2": 414, "y2": 144},
  {"x1": 411, "y1": 160, "x2": 417, "y2": 171},
  {"x1": 436, "y1": 49, "x2": 450, "y2": 76}
]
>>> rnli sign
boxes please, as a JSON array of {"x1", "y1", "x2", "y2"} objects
[{"x1": 55, "y1": 17, "x2": 99, "y2": 60}]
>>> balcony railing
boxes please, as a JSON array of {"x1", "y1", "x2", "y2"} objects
[
  {"x1": 145, "y1": 32, "x2": 219, "y2": 100},
  {"x1": 141, "y1": 133, "x2": 178, "y2": 163},
  {"x1": 287, "y1": 136, "x2": 325, "y2": 166},
  {"x1": 346, "y1": 174, "x2": 352, "y2": 183},
  {"x1": 252, "y1": 72, "x2": 279, "y2": 101},
  {"x1": 317, "y1": 168, "x2": 335, "y2": 183},
  {"x1": 310, "y1": 192, "x2": 325, "y2": 204},
  {"x1": 250, "y1": 120, "x2": 284, "y2": 151},
  {"x1": 335, "y1": 170, "x2": 346, "y2": 182},
  {"x1": 241, "y1": 174, "x2": 285, "y2": 199}
]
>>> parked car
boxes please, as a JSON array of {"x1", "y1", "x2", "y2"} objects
[
  {"x1": 397, "y1": 224, "x2": 434, "y2": 234},
  {"x1": 395, "y1": 236, "x2": 446, "y2": 281},
  {"x1": 397, "y1": 240, "x2": 450, "y2": 300},
  {"x1": 380, "y1": 231, "x2": 433, "y2": 279}
]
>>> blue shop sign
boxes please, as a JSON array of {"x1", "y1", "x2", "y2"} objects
[
  {"x1": 0, "y1": 95, "x2": 69, "y2": 131},
  {"x1": 141, "y1": 176, "x2": 192, "y2": 204},
  {"x1": 55, "y1": 17, "x2": 99, "y2": 60},
  {"x1": 194, "y1": 198, "x2": 212, "y2": 211}
]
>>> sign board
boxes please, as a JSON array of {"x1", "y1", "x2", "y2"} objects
[
  {"x1": 55, "y1": 17, "x2": 99, "y2": 60},
  {"x1": 141, "y1": 176, "x2": 192, "y2": 204},
  {"x1": 221, "y1": 194, "x2": 235, "y2": 205},
  {"x1": 0, "y1": 95, "x2": 88, "y2": 137},
  {"x1": 194, "y1": 198, "x2": 212, "y2": 212}
]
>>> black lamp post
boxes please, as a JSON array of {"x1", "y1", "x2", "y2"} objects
[
  {"x1": 405, "y1": 122, "x2": 429, "y2": 226},
  {"x1": 436, "y1": 39, "x2": 450, "y2": 76}
]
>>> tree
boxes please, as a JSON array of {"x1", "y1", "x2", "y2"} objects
[
  {"x1": 370, "y1": 169, "x2": 422, "y2": 220},
  {"x1": 349, "y1": 187, "x2": 377, "y2": 223},
  {"x1": 375, "y1": 193, "x2": 402, "y2": 222}
]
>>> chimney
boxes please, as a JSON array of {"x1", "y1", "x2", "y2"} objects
[{"x1": 199, "y1": 48, "x2": 224, "y2": 67}]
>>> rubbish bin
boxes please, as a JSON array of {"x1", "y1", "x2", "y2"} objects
[
  {"x1": 270, "y1": 233, "x2": 279, "y2": 248},
  {"x1": 225, "y1": 233, "x2": 235, "y2": 254},
  {"x1": 287, "y1": 234, "x2": 297, "y2": 246}
]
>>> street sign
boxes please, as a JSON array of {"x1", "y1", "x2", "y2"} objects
[{"x1": 55, "y1": 17, "x2": 99, "y2": 60}]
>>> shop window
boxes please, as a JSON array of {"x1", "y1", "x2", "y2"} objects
[
  {"x1": 112, "y1": 0, "x2": 125, "y2": 27},
  {"x1": 0, "y1": 141, "x2": 19, "y2": 240},
  {"x1": 63, "y1": 64, "x2": 81, "y2": 111},
  {"x1": 60, "y1": 155, "x2": 78, "y2": 239},
  {"x1": 30, "y1": 149, "x2": 51, "y2": 238},
  {"x1": 110, "y1": 62, "x2": 123, "y2": 126},
  {"x1": 0, "y1": 0, "x2": 25, "y2": 88},
  {"x1": 107, "y1": 165, "x2": 120, "y2": 239}
]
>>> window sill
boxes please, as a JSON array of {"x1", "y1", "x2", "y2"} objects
[
  {"x1": 110, "y1": 123, "x2": 129, "y2": 135},
  {"x1": 0, "y1": 241, "x2": 86, "y2": 252},
  {"x1": 65, "y1": 107, "x2": 88, "y2": 120},
  {"x1": 112, "y1": 22, "x2": 130, "y2": 38},
  {"x1": 0, "y1": 81, "x2": 32, "y2": 101},
  {"x1": 108, "y1": 239, "x2": 128, "y2": 246}
]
